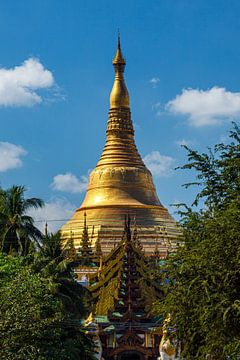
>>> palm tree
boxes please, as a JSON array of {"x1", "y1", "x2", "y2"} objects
[
  {"x1": 0, "y1": 185, "x2": 44, "y2": 255},
  {"x1": 34, "y1": 231, "x2": 90, "y2": 319},
  {"x1": 32, "y1": 232, "x2": 94, "y2": 357}
]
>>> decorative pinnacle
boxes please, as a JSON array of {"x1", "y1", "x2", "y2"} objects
[
  {"x1": 123, "y1": 214, "x2": 131, "y2": 243},
  {"x1": 118, "y1": 30, "x2": 120, "y2": 46},
  {"x1": 113, "y1": 32, "x2": 125, "y2": 66},
  {"x1": 110, "y1": 33, "x2": 129, "y2": 108}
]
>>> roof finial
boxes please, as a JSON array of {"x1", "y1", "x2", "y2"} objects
[
  {"x1": 110, "y1": 32, "x2": 129, "y2": 108},
  {"x1": 113, "y1": 32, "x2": 125, "y2": 66},
  {"x1": 118, "y1": 30, "x2": 121, "y2": 50}
]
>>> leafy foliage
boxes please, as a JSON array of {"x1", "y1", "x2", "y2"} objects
[
  {"x1": 156, "y1": 123, "x2": 240, "y2": 359},
  {"x1": 179, "y1": 122, "x2": 240, "y2": 209},
  {"x1": 0, "y1": 232, "x2": 95, "y2": 359},
  {"x1": 0, "y1": 185, "x2": 44, "y2": 255},
  {"x1": 33, "y1": 231, "x2": 91, "y2": 320}
]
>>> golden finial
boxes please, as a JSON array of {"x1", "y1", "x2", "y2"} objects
[
  {"x1": 113, "y1": 31, "x2": 125, "y2": 66},
  {"x1": 110, "y1": 33, "x2": 129, "y2": 108}
]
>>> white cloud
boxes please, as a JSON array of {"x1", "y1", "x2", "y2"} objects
[
  {"x1": 167, "y1": 87, "x2": 240, "y2": 127},
  {"x1": 29, "y1": 198, "x2": 76, "y2": 233},
  {"x1": 51, "y1": 172, "x2": 88, "y2": 193},
  {"x1": 0, "y1": 57, "x2": 54, "y2": 107},
  {"x1": 152, "y1": 102, "x2": 164, "y2": 116},
  {"x1": 176, "y1": 139, "x2": 194, "y2": 147},
  {"x1": 0, "y1": 142, "x2": 27, "y2": 171},
  {"x1": 152, "y1": 102, "x2": 161, "y2": 110},
  {"x1": 149, "y1": 77, "x2": 160, "y2": 88},
  {"x1": 143, "y1": 151, "x2": 175, "y2": 177}
]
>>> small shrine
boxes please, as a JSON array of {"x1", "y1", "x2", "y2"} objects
[{"x1": 87, "y1": 216, "x2": 164, "y2": 360}]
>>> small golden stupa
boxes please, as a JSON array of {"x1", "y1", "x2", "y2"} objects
[{"x1": 61, "y1": 36, "x2": 180, "y2": 255}]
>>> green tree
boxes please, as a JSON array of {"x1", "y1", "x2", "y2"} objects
[
  {"x1": 33, "y1": 231, "x2": 91, "y2": 319},
  {"x1": 156, "y1": 124, "x2": 240, "y2": 359},
  {"x1": 0, "y1": 185, "x2": 44, "y2": 255},
  {"x1": 0, "y1": 253, "x2": 95, "y2": 359}
]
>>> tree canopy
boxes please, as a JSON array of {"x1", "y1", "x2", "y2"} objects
[
  {"x1": 0, "y1": 186, "x2": 95, "y2": 360},
  {"x1": 0, "y1": 185, "x2": 44, "y2": 255},
  {"x1": 156, "y1": 123, "x2": 240, "y2": 359},
  {"x1": 0, "y1": 253, "x2": 94, "y2": 359}
]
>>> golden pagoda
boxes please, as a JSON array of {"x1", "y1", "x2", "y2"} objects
[{"x1": 61, "y1": 36, "x2": 181, "y2": 255}]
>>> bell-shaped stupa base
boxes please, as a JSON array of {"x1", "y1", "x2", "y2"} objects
[{"x1": 61, "y1": 203, "x2": 180, "y2": 256}]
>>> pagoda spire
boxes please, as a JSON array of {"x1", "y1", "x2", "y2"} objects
[
  {"x1": 94, "y1": 231, "x2": 102, "y2": 264},
  {"x1": 73, "y1": 34, "x2": 163, "y2": 215},
  {"x1": 110, "y1": 33, "x2": 129, "y2": 109},
  {"x1": 67, "y1": 230, "x2": 77, "y2": 261},
  {"x1": 124, "y1": 214, "x2": 131, "y2": 243},
  {"x1": 61, "y1": 36, "x2": 181, "y2": 258},
  {"x1": 95, "y1": 34, "x2": 146, "y2": 169},
  {"x1": 80, "y1": 212, "x2": 93, "y2": 260},
  {"x1": 113, "y1": 31, "x2": 125, "y2": 66},
  {"x1": 132, "y1": 217, "x2": 143, "y2": 250}
]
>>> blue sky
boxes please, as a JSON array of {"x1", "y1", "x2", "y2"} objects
[{"x1": 1, "y1": 0, "x2": 240, "y2": 230}]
